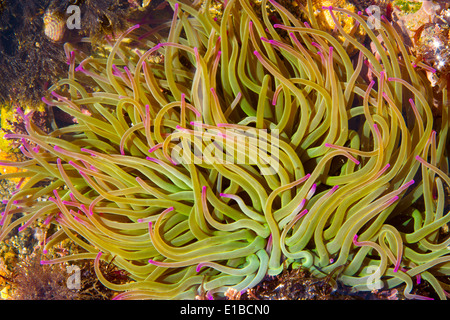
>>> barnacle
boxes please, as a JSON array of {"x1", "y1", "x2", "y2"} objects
[{"x1": 43, "y1": 9, "x2": 66, "y2": 42}]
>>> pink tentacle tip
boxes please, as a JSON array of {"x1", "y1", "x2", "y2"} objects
[
  {"x1": 353, "y1": 234, "x2": 359, "y2": 245},
  {"x1": 41, "y1": 96, "x2": 51, "y2": 104},
  {"x1": 196, "y1": 264, "x2": 204, "y2": 272},
  {"x1": 416, "y1": 274, "x2": 421, "y2": 285},
  {"x1": 269, "y1": 40, "x2": 279, "y2": 46},
  {"x1": 40, "y1": 260, "x2": 49, "y2": 265},
  {"x1": 168, "y1": 206, "x2": 174, "y2": 211},
  {"x1": 3, "y1": 134, "x2": 13, "y2": 139},
  {"x1": 146, "y1": 157, "x2": 159, "y2": 163},
  {"x1": 218, "y1": 133, "x2": 227, "y2": 138},
  {"x1": 190, "y1": 121, "x2": 202, "y2": 127},
  {"x1": 42, "y1": 249, "x2": 48, "y2": 254},
  {"x1": 148, "y1": 146, "x2": 160, "y2": 153},
  {"x1": 402, "y1": 179, "x2": 415, "y2": 189},
  {"x1": 299, "y1": 208, "x2": 308, "y2": 218},
  {"x1": 16, "y1": 107, "x2": 25, "y2": 117},
  {"x1": 308, "y1": 183, "x2": 317, "y2": 195}
]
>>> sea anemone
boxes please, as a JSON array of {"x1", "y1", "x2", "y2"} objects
[{"x1": 0, "y1": 0, "x2": 449, "y2": 300}]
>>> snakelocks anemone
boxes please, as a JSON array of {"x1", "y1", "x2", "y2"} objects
[{"x1": 0, "y1": 0, "x2": 449, "y2": 299}]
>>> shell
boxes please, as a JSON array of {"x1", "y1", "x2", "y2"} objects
[{"x1": 43, "y1": 10, "x2": 66, "y2": 42}]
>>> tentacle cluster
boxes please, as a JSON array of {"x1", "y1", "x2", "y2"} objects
[{"x1": 0, "y1": 0, "x2": 449, "y2": 299}]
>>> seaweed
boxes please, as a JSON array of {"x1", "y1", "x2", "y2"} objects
[{"x1": 0, "y1": 0, "x2": 135, "y2": 106}]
